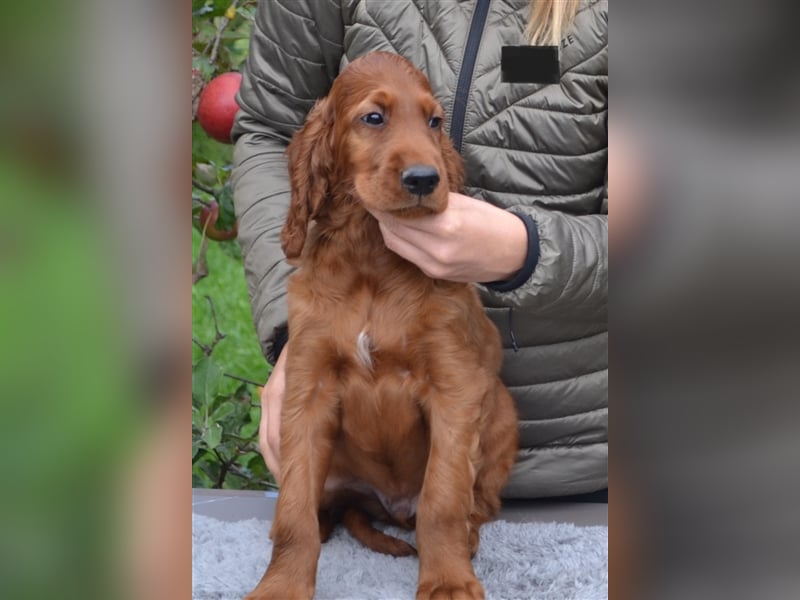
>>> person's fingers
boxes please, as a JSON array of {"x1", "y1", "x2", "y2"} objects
[
  {"x1": 266, "y1": 385, "x2": 282, "y2": 483},
  {"x1": 377, "y1": 221, "x2": 430, "y2": 264},
  {"x1": 259, "y1": 383, "x2": 281, "y2": 483},
  {"x1": 373, "y1": 208, "x2": 442, "y2": 244}
]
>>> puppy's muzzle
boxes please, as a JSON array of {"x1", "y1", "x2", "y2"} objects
[{"x1": 400, "y1": 165, "x2": 440, "y2": 196}]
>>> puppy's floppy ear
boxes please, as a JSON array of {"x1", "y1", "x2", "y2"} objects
[
  {"x1": 282, "y1": 97, "x2": 334, "y2": 261},
  {"x1": 441, "y1": 132, "x2": 465, "y2": 193}
]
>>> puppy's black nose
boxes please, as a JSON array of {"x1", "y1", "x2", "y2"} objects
[{"x1": 400, "y1": 165, "x2": 440, "y2": 196}]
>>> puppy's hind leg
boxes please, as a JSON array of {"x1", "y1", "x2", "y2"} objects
[{"x1": 343, "y1": 508, "x2": 417, "y2": 557}]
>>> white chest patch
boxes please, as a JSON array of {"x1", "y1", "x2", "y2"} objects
[{"x1": 356, "y1": 329, "x2": 374, "y2": 370}]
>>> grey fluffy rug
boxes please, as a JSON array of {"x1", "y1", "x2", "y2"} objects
[{"x1": 192, "y1": 514, "x2": 607, "y2": 600}]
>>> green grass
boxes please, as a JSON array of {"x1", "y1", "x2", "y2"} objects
[{"x1": 192, "y1": 228, "x2": 270, "y2": 395}]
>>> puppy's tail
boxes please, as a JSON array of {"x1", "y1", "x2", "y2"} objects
[{"x1": 342, "y1": 508, "x2": 417, "y2": 557}]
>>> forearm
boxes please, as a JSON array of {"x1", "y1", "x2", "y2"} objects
[
  {"x1": 230, "y1": 0, "x2": 344, "y2": 361},
  {"x1": 231, "y1": 127, "x2": 294, "y2": 362}
]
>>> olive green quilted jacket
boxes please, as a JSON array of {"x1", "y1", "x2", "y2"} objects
[{"x1": 232, "y1": 0, "x2": 608, "y2": 498}]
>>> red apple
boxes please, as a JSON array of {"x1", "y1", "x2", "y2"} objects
[{"x1": 196, "y1": 72, "x2": 242, "y2": 143}]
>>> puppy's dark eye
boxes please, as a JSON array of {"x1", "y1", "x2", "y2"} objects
[
  {"x1": 428, "y1": 116, "x2": 442, "y2": 129},
  {"x1": 362, "y1": 112, "x2": 385, "y2": 126}
]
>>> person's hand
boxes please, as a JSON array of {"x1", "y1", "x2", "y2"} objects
[
  {"x1": 258, "y1": 344, "x2": 288, "y2": 484},
  {"x1": 368, "y1": 192, "x2": 528, "y2": 283}
]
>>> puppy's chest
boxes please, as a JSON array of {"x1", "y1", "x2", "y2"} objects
[
  {"x1": 334, "y1": 344, "x2": 430, "y2": 488},
  {"x1": 327, "y1": 285, "x2": 436, "y2": 374}
]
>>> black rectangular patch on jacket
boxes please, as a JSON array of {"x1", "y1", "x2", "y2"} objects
[{"x1": 501, "y1": 46, "x2": 560, "y2": 83}]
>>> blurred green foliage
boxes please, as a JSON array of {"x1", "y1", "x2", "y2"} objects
[
  {"x1": 191, "y1": 228, "x2": 273, "y2": 489},
  {"x1": 192, "y1": 1, "x2": 274, "y2": 490},
  {"x1": 0, "y1": 153, "x2": 134, "y2": 599}
]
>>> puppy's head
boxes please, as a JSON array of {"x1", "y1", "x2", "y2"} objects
[
  {"x1": 282, "y1": 51, "x2": 463, "y2": 261},
  {"x1": 334, "y1": 52, "x2": 464, "y2": 215}
]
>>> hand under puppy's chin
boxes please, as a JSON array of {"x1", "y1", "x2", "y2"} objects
[
  {"x1": 387, "y1": 203, "x2": 445, "y2": 219},
  {"x1": 359, "y1": 192, "x2": 448, "y2": 218}
]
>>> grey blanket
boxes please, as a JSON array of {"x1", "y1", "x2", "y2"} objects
[{"x1": 192, "y1": 514, "x2": 607, "y2": 600}]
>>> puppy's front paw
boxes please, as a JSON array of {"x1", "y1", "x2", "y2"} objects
[
  {"x1": 416, "y1": 576, "x2": 484, "y2": 600},
  {"x1": 244, "y1": 575, "x2": 314, "y2": 600}
]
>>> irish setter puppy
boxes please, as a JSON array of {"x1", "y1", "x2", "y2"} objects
[{"x1": 246, "y1": 51, "x2": 518, "y2": 600}]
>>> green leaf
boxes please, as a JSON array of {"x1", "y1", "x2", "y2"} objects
[
  {"x1": 248, "y1": 457, "x2": 270, "y2": 483},
  {"x1": 239, "y1": 420, "x2": 258, "y2": 439},
  {"x1": 240, "y1": 402, "x2": 260, "y2": 439},
  {"x1": 192, "y1": 0, "x2": 230, "y2": 17},
  {"x1": 192, "y1": 19, "x2": 219, "y2": 45},
  {"x1": 210, "y1": 400, "x2": 236, "y2": 423},
  {"x1": 192, "y1": 356, "x2": 224, "y2": 407},
  {"x1": 192, "y1": 54, "x2": 216, "y2": 82},
  {"x1": 219, "y1": 36, "x2": 252, "y2": 70},
  {"x1": 192, "y1": 121, "x2": 233, "y2": 167},
  {"x1": 194, "y1": 162, "x2": 219, "y2": 186},
  {"x1": 237, "y1": 451, "x2": 259, "y2": 466},
  {"x1": 202, "y1": 421, "x2": 223, "y2": 449},
  {"x1": 192, "y1": 468, "x2": 214, "y2": 488},
  {"x1": 192, "y1": 440, "x2": 202, "y2": 460},
  {"x1": 192, "y1": 406, "x2": 203, "y2": 429},
  {"x1": 237, "y1": 5, "x2": 256, "y2": 20},
  {"x1": 215, "y1": 440, "x2": 236, "y2": 462},
  {"x1": 216, "y1": 181, "x2": 236, "y2": 230}
]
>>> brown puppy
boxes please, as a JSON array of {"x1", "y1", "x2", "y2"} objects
[{"x1": 246, "y1": 51, "x2": 518, "y2": 600}]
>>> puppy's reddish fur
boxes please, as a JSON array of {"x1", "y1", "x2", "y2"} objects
[{"x1": 246, "y1": 52, "x2": 518, "y2": 600}]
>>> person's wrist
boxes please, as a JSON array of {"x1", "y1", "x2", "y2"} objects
[
  {"x1": 494, "y1": 210, "x2": 528, "y2": 280},
  {"x1": 482, "y1": 211, "x2": 538, "y2": 292}
]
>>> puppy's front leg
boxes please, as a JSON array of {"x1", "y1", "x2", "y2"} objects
[
  {"x1": 415, "y1": 386, "x2": 484, "y2": 600},
  {"x1": 245, "y1": 378, "x2": 340, "y2": 600}
]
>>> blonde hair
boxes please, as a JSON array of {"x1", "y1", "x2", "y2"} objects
[{"x1": 525, "y1": 0, "x2": 582, "y2": 46}]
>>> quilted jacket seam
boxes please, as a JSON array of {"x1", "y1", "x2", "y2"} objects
[
  {"x1": 237, "y1": 188, "x2": 291, "y2": 222},
  {"x1": 515, "y1": 441, "x2": 607, "y2": 450},
  {"x1": 562, "y1": 44, "x2": 607, "y2": 75},
  {"x1": 469, "y1": 92, "x2": 603, "y2": 136},
  {"x1": 414, "y1": 2, "x2": 457, "y2": 78},
  {"x1": 251, "y1": 18, "x2": 325, "y2": 67},
  {"x1": 507, "y1": 367, "x2": 607, "y2": 390},
  {"x1": 563, "y1": 72, "x2": 608, "y2": 82},
  {"x1": 254, "y1": 288, "x2": 289, "y2": 328},
  {"x1": 466, "y1": 141, "x2": 607, "y2": 158},
  {"x1": 471, "y1": 184, "x2": 605, "y2": 199},
  {"x1": 246, "y1": 71, "x2": 320, "y2": 104},
  {"x1": 241, "y1": 221, "x2": 283, "y2": 262},
  {"x1": 357, "y1": 7, "x2": 402, "y2": 56},
  {"x1": 519, "y1": 406, "x2": 608, "y2": 424},
  {"x1": 507, "y1": 102, "x2": 605, "y2": 117},
  {"x1": 251, "y1": 253, "x2": 287, "y2": 293},
  {"x1": 273, "y1": 0, "x2": 313, "y2": 22},
  {"x1": 556, "y1": 217, "x2": 579, "y2": 308},
  {"x1": 585, "y1": 222, "x2": 605, "y2": 308},
  {"x1": 496, "y1": 328, "x2": 606, "y2": 348}
]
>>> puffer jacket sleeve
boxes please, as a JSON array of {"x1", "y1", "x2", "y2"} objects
[
  {"x1": 481, "y1": 174, "x2": 608, "y2": 318},
  {"x1": 231, "y1": 0, "x2": 344, "y2": 362}
]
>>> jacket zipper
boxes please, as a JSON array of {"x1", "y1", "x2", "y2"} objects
[{"x1": 450, "y1": 0, "x2": 491, "y2": 153}]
